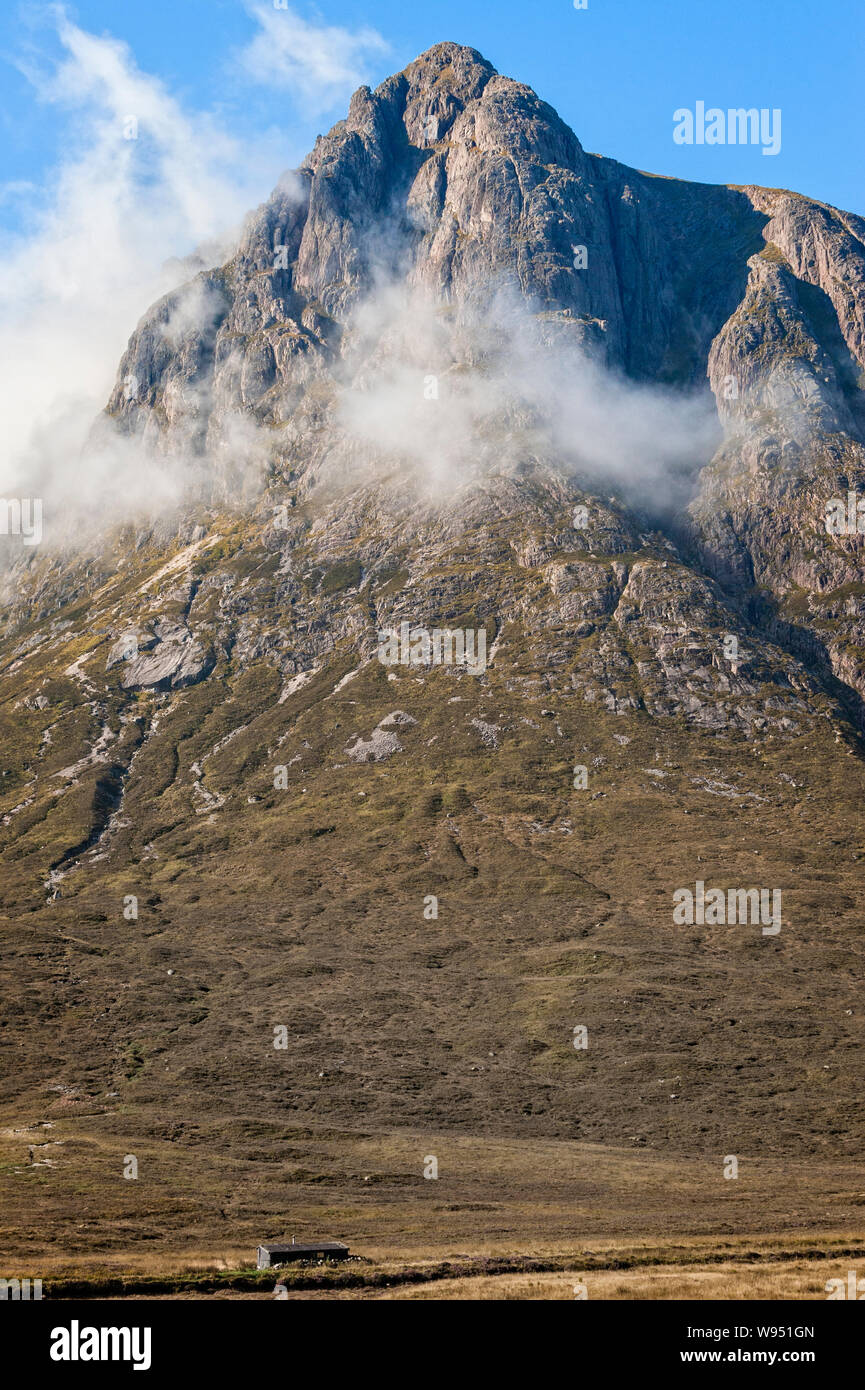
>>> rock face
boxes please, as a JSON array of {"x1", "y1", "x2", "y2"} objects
[
  {"x1": 2, "y1": 45, "x2": 865, "y2": 1187},
  {"x1": 3, "y1": 39, "x2": 864, "y2": 884},
  {"x1": 107, "y1": 42, "x2": 770, "y2": 444},
  {"x1": 120, "y1": 622, "x2": 212, "y2": 692},
  {"x1": 93, "y1": 42, "x2": 865, "y2": 732},
  {"x1": 3, "y1": 37, "x2": 864, "y2": 849}
]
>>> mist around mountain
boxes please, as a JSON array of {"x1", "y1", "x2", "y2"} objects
[{"x1": 2, "y1": 42, "x2": 864, "y2": 1297}]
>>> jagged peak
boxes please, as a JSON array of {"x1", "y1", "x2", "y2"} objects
[
  {"x1": 400, "y1": 41, "x2": 497, "y2": 88},
  {"x1": 304, "y1": 42, "x2": 500, "y2": 164}
]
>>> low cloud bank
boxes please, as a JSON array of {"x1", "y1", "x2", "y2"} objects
[
  {"x1": 334, "y1": 282, "x2": 721, "y2": 513},
  {"x1": 1, "y1": 11, "x2": 721, "y2": 552}
]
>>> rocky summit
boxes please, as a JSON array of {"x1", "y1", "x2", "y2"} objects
[{"x1": 2, "y1": 44, "x2": 864, "y2": 1272}]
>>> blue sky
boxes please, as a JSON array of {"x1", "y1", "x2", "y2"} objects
[
  {"x1": 1, "y1": 0, "x2": 863, "y2": 235},
  {"x1": 0, "y1": 0, "x2": 862, "y2": 500}
]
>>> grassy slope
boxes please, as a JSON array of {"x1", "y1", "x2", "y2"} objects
[{"x1": 1, "y1": 510, "x2": 864, "y2": 1293}]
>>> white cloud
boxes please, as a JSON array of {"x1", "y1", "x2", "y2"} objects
[
  {"x1": 334, "y1": 282, "x2": 721, "y2": 511},
  {"x1": 0, "y1": 7, "x2": 286, "y2": 531},
  {"x1": 236, "y1": 2, "x2": 389, "y2": 111},
  {"x1": 0, "y1": 6, "x2": 717, "y2": 553}
]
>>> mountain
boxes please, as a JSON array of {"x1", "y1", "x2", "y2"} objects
[{"x1": 2, "y1": 43, "x2": 864, "y2": 1278}]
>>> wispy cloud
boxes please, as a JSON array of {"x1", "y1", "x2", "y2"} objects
[
  {"x1": 0, "y1": 6, "x2": 285, "y2": 522},
  {"x1": 334, "y1": 281, "x2": 721, "y2": 512},
  {"x1": 235, "y1": 1, "x2": 389, "y2": 111}
]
